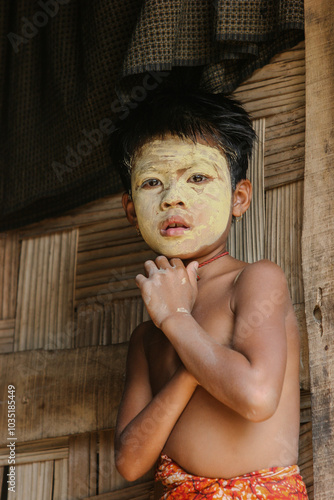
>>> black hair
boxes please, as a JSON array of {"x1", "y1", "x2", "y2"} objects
[{"x1": 109, "y1": 87, "x2": 256, "y2": 192}]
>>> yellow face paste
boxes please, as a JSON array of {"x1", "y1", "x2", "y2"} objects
[{"x1": 131, "y1": 136, "x2": 232, "y2": 259}]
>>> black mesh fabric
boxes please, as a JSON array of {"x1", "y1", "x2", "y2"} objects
[{"x1": 0, "y1": 0, "x2": 304, "y2": 230}]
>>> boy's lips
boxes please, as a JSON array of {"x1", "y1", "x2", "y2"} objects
[{"x1": 160, "y1": 216, "x2": 191, "y2": 237}]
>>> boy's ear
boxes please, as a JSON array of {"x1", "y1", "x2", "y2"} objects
[
  {"x1": 122, "y1": 193, "x2": 138, "y2": 227},
  {"x1": 232, "y1": 179, "x2": 252, "y2": 217}
]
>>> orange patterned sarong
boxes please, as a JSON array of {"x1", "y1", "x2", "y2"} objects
[{"x1": 155, "y1": 454, "x2": 308, "y2": 499}]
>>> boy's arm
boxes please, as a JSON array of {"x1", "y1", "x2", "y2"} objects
[
  {"x1": 115, "y1": 322, "x2": 198, "y2": 482},
  {"x1": 137, "y1": 257, "x2": 290, "y2": 423}
]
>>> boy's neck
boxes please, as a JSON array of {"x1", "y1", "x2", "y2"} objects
[
  {"x1": 182, "y1": 245, "x2": 229, "y2": 267},
  {"x1": 196, "y1": 251, "x2": 229, "y2": 280},
  {"x1": 198, "y1": 250, "x2": 229, "y2": 268}
]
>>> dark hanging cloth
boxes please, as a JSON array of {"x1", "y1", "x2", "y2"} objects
[{"x1": 0, "y1": 0, "x2": 304, "y2": 230}]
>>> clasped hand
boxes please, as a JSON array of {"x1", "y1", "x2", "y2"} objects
[{"x1": 135, "y1": 256, "x2": 199, "y2": 329}]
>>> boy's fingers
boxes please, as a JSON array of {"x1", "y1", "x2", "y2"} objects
[
  {"x1": 144, "y1": 260, "x2": 157, "y2": 275},
  {"x1": 169, "y1": 257, "x2": 184, "y2": 268},
  {"x1": 155, "y1": 255, "x2": 170, "y2": 269},
  {"x1": 135, "y1": 274, "x2": 146, "y2": 287}
]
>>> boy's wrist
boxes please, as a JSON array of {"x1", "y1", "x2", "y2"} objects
[
  {"x1": 175, "y1": 364, "x2": 199, "y2": 389},
  {"x1": 159, "y1": 310, "x2": 193, "y2": 332}
]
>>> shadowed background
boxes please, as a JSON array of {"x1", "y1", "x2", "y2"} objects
[{"x1": 0, "y1": 0, "x2": 303, "y2": 230}]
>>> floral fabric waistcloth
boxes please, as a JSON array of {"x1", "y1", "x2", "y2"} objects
[{"x1": 155, "y1": 453, "x2": 308, "y2": 499}]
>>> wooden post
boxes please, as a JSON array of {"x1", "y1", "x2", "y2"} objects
[{"x1": 303, "y1": 0, "x2": 334, "y2": 497}]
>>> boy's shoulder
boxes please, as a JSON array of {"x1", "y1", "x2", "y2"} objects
[
  {"x1": 230, "y1": 259, "x2": 289, "y2": 310},
  {"x1": 232, "y1": 258, "x2": 286, "y2": 282}
]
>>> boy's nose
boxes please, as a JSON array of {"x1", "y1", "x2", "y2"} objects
[
  {"x1": 160, "y1": 186, "x2": 186, "y2": 210},
  {"x1": 161, "y1": 198, "x2": 185, "y2": 209}
]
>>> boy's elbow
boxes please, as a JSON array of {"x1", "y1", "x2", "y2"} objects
[
  {"x1": 115, "y1": 455, "x2": 142, "y2": 483},
  {"x1": 114, "y1": 434, "x2": 142, "y2": 482},
  {"x1": 244, "y1": 385, "x2": 280, "y2": 423},
  {"x1": 115, "y1": 448, "x2": 151, "y2": 482},
  {"x1": 117, "y1": 467, "x2": 140, "y2": 483}
]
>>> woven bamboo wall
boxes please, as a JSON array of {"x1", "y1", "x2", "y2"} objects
[{"x1": 0, "y1": 41, "x2": 312, "y2": 499}]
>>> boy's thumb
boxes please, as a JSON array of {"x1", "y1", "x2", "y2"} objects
[{"x1": 186, "y1": 260, "x2": 199, "y2": 285}]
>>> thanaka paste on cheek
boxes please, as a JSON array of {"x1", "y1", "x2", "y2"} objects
[{"x1": 131, "y1": 137, "x2": 232, "y2": 258}]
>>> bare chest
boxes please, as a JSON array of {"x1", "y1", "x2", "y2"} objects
[{"x1": 144, "y1": 284, "x2": 235, "y2": 395}]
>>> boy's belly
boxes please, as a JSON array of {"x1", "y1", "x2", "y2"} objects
[{"x1": 162, "y1": 386, "x2": 299, "y2": 479}]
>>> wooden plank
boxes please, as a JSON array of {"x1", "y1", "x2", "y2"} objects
[
  {"x1": 0, "y1": 345, "x2": 127, "y2": 445},
  {"x1": 14, "y1": 230, "x2": 78, "y2": 351},
  {"x1": 302, "y1": 0, "x2": 334, "y2": 497}
]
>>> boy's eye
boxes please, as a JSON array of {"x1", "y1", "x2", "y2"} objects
[
  {"x1": 188, "y1": 174, "x2": 209, "y2": 183},
  {"x1": 141, "y1": 178, "x2": 162, "y2": 188}
]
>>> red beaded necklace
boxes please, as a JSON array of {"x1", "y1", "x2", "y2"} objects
[{"x1": 196, "y1": 250, "x2": 229, "y2": 280}]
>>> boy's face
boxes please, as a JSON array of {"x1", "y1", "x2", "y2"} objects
[{"x1": 129, "y1": 136, "x2": 232, "y2": 259}]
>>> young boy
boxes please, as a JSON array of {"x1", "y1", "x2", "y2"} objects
[{"x1": 111, "y1": 88, "x2": 308, "y2": 499}]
